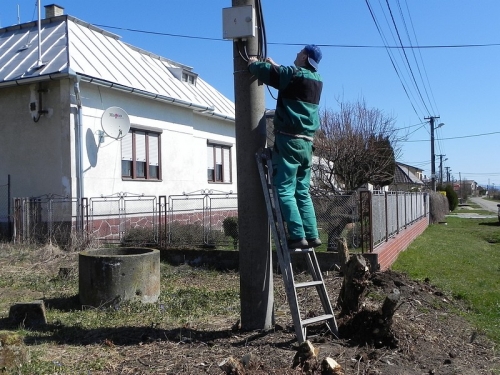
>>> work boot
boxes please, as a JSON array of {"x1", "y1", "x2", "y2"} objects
[
  {"x1": 288, "y1": 238, "x2": 309, "y2": 250},
  {"x1": 306, "y1": 238, "x2": 322, "y2": 248}
]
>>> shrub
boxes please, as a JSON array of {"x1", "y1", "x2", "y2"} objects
[
  {"x1": 121, "y1": 227, "x2": 156, "y2": 247},
  {"x1": 429, "y1": 191, "x2": 448, "y2": 224},
  {"x1": 168, "y1": 221, "x2": 204, "y2": 247},
  {"x1": 222, "y1": 216, "x2": 238, "y2": 250},
  {"x1": 444, "y1": 184, "x2": 459, "y2": 211}
]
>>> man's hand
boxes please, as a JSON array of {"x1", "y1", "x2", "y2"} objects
[
  {"x1": 265, "y1": 57, "x2": 279, "y2": 67},
  {"x1": 247, "y1": 57, "x2": 258, "y2": 66}
]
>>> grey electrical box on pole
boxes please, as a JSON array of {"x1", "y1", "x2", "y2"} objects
[{"x1": 229, "y1": 0, "x2": 273, "y2": 330}]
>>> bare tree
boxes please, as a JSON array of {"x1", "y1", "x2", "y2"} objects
[
  {"x1": 310, "y1": 99, "x2": 401, "y2": 250},
  {"x1": 312, "y1": 99, "x2": 401, "y2": 195}
]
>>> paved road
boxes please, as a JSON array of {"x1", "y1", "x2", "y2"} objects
[{"x1": 469, "y1": 196, "x2": 499, "y2": 214}]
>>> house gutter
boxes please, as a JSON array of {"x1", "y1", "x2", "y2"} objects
[
  {"x1": 80, "y1": 75, "x2": 235, "y2": 122},
  {"x1": 73, "y1": 75, "x2": 84, "y2": 231},
  {"x1": 0, "y1": 73, "x2": 235, "y2": 122}
]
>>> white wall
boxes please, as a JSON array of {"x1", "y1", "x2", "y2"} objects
[
  {"x1": 78, "y1": 83, "x2": 237, "y2": 199},
  {"x1": 0, "y1": 80, "x2": 73, "y2": 198}
]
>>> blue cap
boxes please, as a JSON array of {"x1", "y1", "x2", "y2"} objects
[{"x1": 304, "y1": 44, "x2": 322, "y2": 71}]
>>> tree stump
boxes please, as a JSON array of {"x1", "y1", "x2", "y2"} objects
[
  {"x1": 337, "y1": 254, "x2": 370, "y2": 316},
  {"x1": 336, "y1": 237, "x2": 349, "y2": 274},
  {"x1": 375, "y1": 288, "x2": 401, "y2": 343}
]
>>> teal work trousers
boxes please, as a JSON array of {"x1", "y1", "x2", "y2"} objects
[{"x1": 272, "y1": 135, "x2": 319, "y2": 241}]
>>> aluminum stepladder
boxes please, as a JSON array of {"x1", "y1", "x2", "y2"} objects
[{"x1": 255, "y1": 147, "x2": 338, "y2": 343}]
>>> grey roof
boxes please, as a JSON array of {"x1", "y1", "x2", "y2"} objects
[
  {"x1": 0, "y1": 15, "x2": 234, "y2": 120},
  {"x1": 394, "y1": 163, "x2": 423, "y2": 185}
]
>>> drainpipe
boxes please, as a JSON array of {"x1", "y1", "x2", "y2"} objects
[{"x1": 73, "y1": 76, "x2": 84, "y2": 231}]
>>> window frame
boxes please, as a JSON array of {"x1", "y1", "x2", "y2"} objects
[
  {"x1": 121, "y1": 128, "x2": 161, "y2": 181},
  {"x1": 207, "y1": 142, "x2": 232, "y2": 184}
]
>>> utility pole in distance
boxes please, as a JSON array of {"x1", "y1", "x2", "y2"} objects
[
  {"x1": 437, "y1": 154, "x2": 446, "y2": 187},
  {"x1": 230, "y1": 0, "x2": 273, "y2": 331},
  {"x1": 425, "y1": 116, "x2": 440, "y2": 191}
]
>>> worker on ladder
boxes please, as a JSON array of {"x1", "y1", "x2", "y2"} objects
[{"x1": 248, "y1": 45, "x2": 323, "y2": 250}]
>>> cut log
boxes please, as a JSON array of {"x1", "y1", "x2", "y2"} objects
[
  {"x1": 321, "y1": 357, "x2": 345, "y2": 375},
  {"x1": 219, "y1": 356, "x2": 244, "y2": 375},
  {"x1": 292, "y1": 340, "x2": 319, "y2": 369}
]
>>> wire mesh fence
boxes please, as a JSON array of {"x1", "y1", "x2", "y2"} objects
[{"x1": 313, "y1": 192, "x2": 361, "y2": 251}]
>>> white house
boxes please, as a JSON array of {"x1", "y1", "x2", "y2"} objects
[{"x1": 0, "y1": 5, "x2": 236, "y2": 209}]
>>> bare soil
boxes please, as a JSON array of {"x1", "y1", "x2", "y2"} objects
[{"x1": 0, "y1": 247, "x2": 499, "y2": 374}]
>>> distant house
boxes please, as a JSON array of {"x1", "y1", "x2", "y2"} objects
[
  {"x1": 389, "y1": 163, "x2": 424, "y2": 192},
  {"x1": 456, "y1": 179, "x2": 478, "y2": 197},
  {"x1": 0, "y1": 5, "x2": 236, "y2": 207}
]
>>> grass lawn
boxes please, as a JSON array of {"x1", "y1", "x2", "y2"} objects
[{"x1": 392, "y1": 215, "x2": 500, "y2": 343}]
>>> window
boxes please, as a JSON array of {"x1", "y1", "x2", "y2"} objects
[
  {"x1": 122, "y1": 129, "x2": 161, "y2": 180},
  {"x1": 207, "y1": 143, "x2": 231, "y2": 183},
  {"x1": 182, "y1": 72, "x2": 197, "y2": 85}
]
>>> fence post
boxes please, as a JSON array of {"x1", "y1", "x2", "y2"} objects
[
  {"x1": 385, "y1": 191, "x2": 389, "y2": 242},
  {"x1": 158, "y1": 196, "x2": 167, "y2": 248},
  {"x1": 7, "y1": 175, "x2": 12, "y2": 240},
  {"x1": 396, "y1": 191, "x2": 400, "y2": 234}
]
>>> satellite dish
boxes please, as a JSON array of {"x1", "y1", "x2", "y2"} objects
[{"x1": 101, "y1": 107, "x2": 131, "y2": 140}]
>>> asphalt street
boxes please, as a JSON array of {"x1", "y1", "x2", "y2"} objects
[
  {"x1": 453, "y1": 196, "x2": 499, "y2": 219},
  {"x1": 468, "y1": 196, "x2": 499, "y2": 213}
]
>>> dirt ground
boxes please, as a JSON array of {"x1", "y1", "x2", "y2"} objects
[
  {"x1": 101, "y1": 270, "x2": 498, "y2": 375},
  {"x1": 1, "y1": 248, "x2": 499, "y2": 375}
]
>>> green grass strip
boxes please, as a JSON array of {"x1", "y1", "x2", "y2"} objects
[{"x1": 392, "y1": 216, "x2": 500, "y2": 343}]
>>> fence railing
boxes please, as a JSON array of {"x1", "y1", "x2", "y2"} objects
[
  {"x1": 9, "y1": 189, "x2": 428, "y2": 252},
  {"x1": 361, "y1": 190, "x2": 428, "y2": 251},
  {"x1": 0, "y1": 175, "x2": 10, "y2": 240}
]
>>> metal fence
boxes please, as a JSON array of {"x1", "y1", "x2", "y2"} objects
[
  {"x1": 13, "y1": 195, "x2": 78, "y2": 245},
  {"x1": 0, "y1": 176, "x2": 10, "y2": 240},
  {"x1": 9, "y1": 189, "x2": 427, "y2": 251},
  {"x1": 10, "y1": 190, "x2": 239, "y2": 248},
  {"x1": 362, "y1": 190, "x2": 428, "y2": 251},
  {"x1": 167, "y1": 190, "x2": 238, "y2": 248}
]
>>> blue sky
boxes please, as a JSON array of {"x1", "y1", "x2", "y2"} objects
[{"x1": 3, "y1": 1, "x2": 500, "y2": 188}]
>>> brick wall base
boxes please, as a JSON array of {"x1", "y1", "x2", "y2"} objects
[{"x1": 373, "y1": 216, "x2": 429, "y2": 271}]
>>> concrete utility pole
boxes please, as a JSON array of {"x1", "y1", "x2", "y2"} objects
[
  {"x1": 425, "y1": 116, "x2": 440, "y2": 191},
  {"x1": 231, "y1": 0, "x2": 273, "y2": 331},
  {"x1": 437, "y1": 154, "x2": 446, "y2": 187}
]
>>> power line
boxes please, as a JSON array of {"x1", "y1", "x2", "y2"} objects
[
  {"x1": 93, "y1": 24, "x2": 500, "y2": 49},
  {"x1": 384, "y1": 0, "x2": 431, "y2": 115},
  {"x1": 364, "y1": 0, "x2": 421, "y2": 119},
  {"x1": 399, "y1": 0, "x2": 439, "y2": 115},
  {"x1": 403, "y1": 130, "x2": 500, "y2": 142}
]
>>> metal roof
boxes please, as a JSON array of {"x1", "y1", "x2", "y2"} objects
[
  {"x1": 394, "y1": 163, "x2": 423, "y2": 185},
  {"x1": 0, "y1": 15, "x2": 235, "y2": 121}
]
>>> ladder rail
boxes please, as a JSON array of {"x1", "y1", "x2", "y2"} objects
[
  {"x1": 256, "y1": 149, "x2": 304, "y2": 341},
  {"x1": 255, "y1": 148, "x2": 338, "y2": 342}
]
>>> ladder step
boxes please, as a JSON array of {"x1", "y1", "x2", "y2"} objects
[
  {"x1": 301, "y1": 314, "x2": 335, "y2": 327},
  {"x1": 289, "y1": 247, "x2": 313, "y2": 253},
  {"x1": 295, "y1": 280, "x2": 324, "y2": 289}
]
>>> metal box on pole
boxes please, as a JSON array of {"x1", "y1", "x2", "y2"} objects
[{"x1": 222, "y1": 5, "x2": 255, "y2": 39}]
